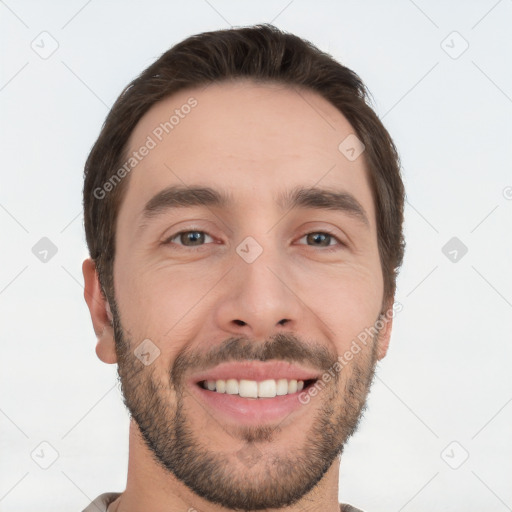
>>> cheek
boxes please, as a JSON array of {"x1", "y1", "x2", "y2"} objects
[
  {"x1": 297, "y1": 263, "x2": 383, "y2": 349},
  {"x1": 114, "y1": 257, "x2": 219, "y2": 347}
]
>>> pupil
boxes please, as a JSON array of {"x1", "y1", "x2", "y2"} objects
[
  {"x1": 183, "y1": 231, "x2": 203, "y2": 245},
  {"x1": 308, "y1": 233, "x2": 329, "y2": 246}
]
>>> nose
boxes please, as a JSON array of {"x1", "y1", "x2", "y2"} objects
[{"x1": 213, "y1": 245, "x2": 303, "y2": 340}]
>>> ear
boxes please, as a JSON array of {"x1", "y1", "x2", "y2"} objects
[
  {"x1": 376, "y1": 299, "x2": 395, "y2": 361},
  {"x1": 82, "y1": 258, "x2": 117, "y2": 364}
]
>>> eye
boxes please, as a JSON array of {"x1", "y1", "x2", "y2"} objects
[
  {"x1": 297, "y1": 231, "x2": 345, "y2": 250},
  {"x1": 162, "y1": 229, "x2": 344, "y2": 251},
  {"x1": 163, "y1": 230, "x2": 214, "y2": 247}
]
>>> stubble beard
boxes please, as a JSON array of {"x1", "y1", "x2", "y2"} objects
[{"x1": 111, "y1": 299, "x2": 379, "y2": 511}]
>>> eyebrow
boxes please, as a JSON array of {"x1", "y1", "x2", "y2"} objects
[
  {"x1": 278, "y1": 185, "x2": 370, "y2": 228},
  {"x1": 142, "y1": 185, "x2": 230, "y2": 218},
  {"x1": 139, "y1": 184, "x2": 370, "y2": 229}
]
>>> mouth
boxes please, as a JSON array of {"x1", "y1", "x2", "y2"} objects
[
  {"x1": 187, "y1": 361, "x2": 323, "y2": 424},
  {"x1": 191, "y1": 377, "x2": 319, "y2": 425}
]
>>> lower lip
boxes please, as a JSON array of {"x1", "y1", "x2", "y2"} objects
[{"x1": 191, "y1": 382, "x2": 313, "y2": 425}]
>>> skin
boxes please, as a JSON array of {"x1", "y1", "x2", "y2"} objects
[{"x1": 83, "y1": 80, "x2": 394, "y2": 512}]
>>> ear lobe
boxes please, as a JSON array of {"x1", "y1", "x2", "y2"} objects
[
  {"x1": 376, "y1": 301, "x2": 395, "y2": 361},
  {"x1": 82, "y1": 258, "x2": 117, "y2": 364}
]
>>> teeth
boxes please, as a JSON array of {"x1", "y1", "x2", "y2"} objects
[
  {"x1": 276, "y1": 378, "x2": 288, "y2": 396},
  {"x1": 239, "y1": 379, "x2": 258, "y2": 398},
  {"x1": 216, "y1": 379, "x2": 226, "y2": 393},
  {"x1": 202, "y1": 378, "x2": 306, "y2": 398},
  {"x1": 258, "y1": 379, "x2": 276, "y2": 398},
  {"x1": 225, "y1": 379, "x2": 238, "y2": 395}
]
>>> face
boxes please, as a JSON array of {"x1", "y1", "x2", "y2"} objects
[{"x1": 92, "y1": 81, "x2": 393, "y2": 510}]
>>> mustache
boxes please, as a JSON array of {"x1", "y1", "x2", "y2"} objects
[{"x1": 170, "y1": 332, "x2": 339, "y2": 387}]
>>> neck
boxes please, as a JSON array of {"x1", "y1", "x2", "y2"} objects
[{"x1": 111, "y1": 419, "x2": 341, "y2": 512}]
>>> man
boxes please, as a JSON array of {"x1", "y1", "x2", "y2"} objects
[{"x1": 82, "y1": 23, "x2": 405, "y2": 512}]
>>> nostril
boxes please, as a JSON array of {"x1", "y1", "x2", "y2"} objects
[{"x1": 233, "y1": 319, "x2": 246, "y2": 326}]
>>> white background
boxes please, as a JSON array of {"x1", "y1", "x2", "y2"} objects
[{"x1": 1, "y1": 1, "x2": 511, "y2": 511}]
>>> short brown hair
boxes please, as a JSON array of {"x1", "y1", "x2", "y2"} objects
[{"x1": 83, "y1": 23, "x2": 405, "y2": 305}]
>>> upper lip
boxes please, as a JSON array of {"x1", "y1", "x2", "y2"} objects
[{"x1": 189, "y1": 360, "x2": 321, "y2": 385}]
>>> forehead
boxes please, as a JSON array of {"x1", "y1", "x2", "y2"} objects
[{"x1": 119, "y1": 80, "x2": 375, "y2": 226}]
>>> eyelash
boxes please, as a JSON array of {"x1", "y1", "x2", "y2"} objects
[{"x1": 163, "y1": 229, "x2": 346, "y2": 252}]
